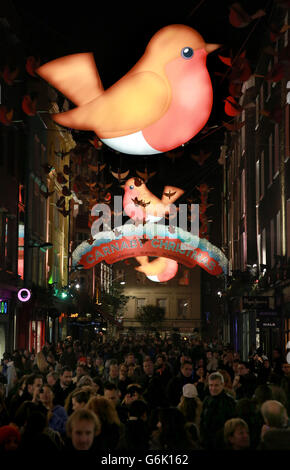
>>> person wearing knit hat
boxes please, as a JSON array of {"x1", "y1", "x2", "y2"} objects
[
  {"x1": 0, "y1": 425, "x2": 21, "y2": 451},
  {"x1": 182, "y1": 383, "x2": 198, "y2": 398},
  {"x1": 178, "y1": 384, "x2": 203, "y2": 445}
]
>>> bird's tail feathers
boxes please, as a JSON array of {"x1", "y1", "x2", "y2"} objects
[{"x1": 36, "y1": 53, "x2": 104, "y2": 107}]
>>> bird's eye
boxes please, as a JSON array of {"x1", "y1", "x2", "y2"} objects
[
  {"x1": 129, "y1": 185, "x2": 134, "y2": 190},
  {"x1": 181, "y1": 47, "x2": 194, "y2": 59}
]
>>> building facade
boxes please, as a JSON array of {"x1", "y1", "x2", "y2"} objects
[{"x1": 221, "y1": 6, "x2": 290, "y2": 360}]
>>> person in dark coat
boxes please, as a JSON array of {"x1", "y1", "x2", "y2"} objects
[
  {"x1": 166, "y1": 361, "x2": 195, "y2": 407},
  {"x1": 53, "y1": 366, "x2": 75, "y2": 407},
  {"x1": 136, "y1": 359, "x2": 167, "y2": 410},
  {"x1": 117, "y1": 399, "x2": 150, "y2": 450},
  {"x1": 200, "y1": 371, "x2": 236, "y2": 449},
  {"x1": 232, "y1": 361, "x2": 257, "y2": 400},
  {"x1": 258, "y1": 399, "x2": 290, "y2": 450}
]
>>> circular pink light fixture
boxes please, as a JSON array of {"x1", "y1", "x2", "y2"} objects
[{"x1": 17, "y1": 288, "x2": 31, "y2": 302}]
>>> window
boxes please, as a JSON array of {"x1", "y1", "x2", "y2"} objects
[
  {"x1": 285, "y1": 104, "x2": 289, "y2": 162},
  {"x1": 287, "y1": 201, "x2": 290, "y2": 260},
  {"x1": 274, "y1": 124, "x2": 279, "y2": 177},
  {"x1": 241, "y1": 169, "x2": 246, "y2": 216},
  {"x1": 241, "y1": 111, "x2": 246, "y2": 153},
  {"x1": 277, "y1": 211, "x2": 281, "y2": 257},
  {"x1": 260, "y1": 151, "x2": 265, "y2": 199},
  {"x1": 270, "y1": 218, "x2": 275, "y2": 268},
  {"x1": 157, "y1": 299, "x2": 167, "y2": 312},
  {"x1": 268, "y1": 134, "x2": 273, "y2": 185},
  {"x1": 136, "y1": 298, "x2": 146, "y2": 313},
  {"x1": 177, "y1": 299, "x2": 190, "y2": 317},
  {"x1": 241, "y1": 232, "x2": 247, "y2": 270},
  {"x1": 256, "y1": 160, "x2": 260, "y2": 205},
  {"x1": 255, "y1": 95, "x2": 260, "y2": 129},
  {"x1": 262, "y1": 228, "x2": 267, "y2": 265}
]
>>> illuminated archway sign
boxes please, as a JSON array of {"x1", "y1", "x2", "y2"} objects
[
  {"x1": 72, "y1": 223, "x2": 228, "y2": 277},
  {"x1": 17, "y1": 288, "x2": 32, "y2": 302},
  {"x1": 36, "y1": 25, "x2": 220, "y2": 155}
]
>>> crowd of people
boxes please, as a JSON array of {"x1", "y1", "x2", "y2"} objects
[{"x1": 0, "y1": 333, "x2": 290, "y2": 452}]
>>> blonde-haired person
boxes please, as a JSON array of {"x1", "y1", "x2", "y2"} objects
[
  {"x1": 64, "y1": 385, "x2": 98, "y2": 415},
  {"x1": 177, "y1": 383, "x2": 202, "y2": 444},
  {"x1": 223, "y1": 418, "x2": 250, "y2": 450},
  {"x1": 86, "y1": 396, "x2": 122, "y2": 450}
]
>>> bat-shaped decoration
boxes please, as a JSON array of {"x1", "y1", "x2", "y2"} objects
[
  {"x1": 131, "y1": 197, "x2": 151, "y2": 208},
  {"x1": 229, "y1": 2, "x2": 265, "y2": 28},
  {"x1": 111, "y1": 169, "x2": 130, "y2": 182},
  {"x1": 165, "y1": 149, "x2": 184, "y2": 163},
  {"x1": 85, "y1": 181, "x2": 97, "y2": 189},
  {"x1": 40, "y1": 188, "x2": 55, "y2": 199},
  {"x1": 56, "y1": 172, "x2": 68, "y2": 185},
  {"x1": 140, "y1": 236, "x2": 150, "y2": 245},
  {"x1": 0, "y1": 105, "x2": 14, "y2": 126},
  {"x1": 163, "y1": 189, "x2": 177, "y2": 199},
  {"x1": 88, "y1": 163, "x2": 106, "y2": 173},
  {"x1": 88, "y1": 137, "x2": 103, "y2": 149},
  {"x1": 222, "y1": 120, "x2": 245, "y2": 132},
  {"x1": 87, "y1": 235, "x2": 95, "y2": 245},
  {"x1": 191, "y1": 149, "x2": 211, "y2": 165},
  {"x1": 41, "y1": 163, "x2": 55, "y2": 174},
  {"x1": 58, "y1": 207, "x2": 71, "y2": 217},
  {"x1": 26, "y1": 56, "x2": 41, "y2": 77},
  {"x1": 136, "y1": 169, "x2": 157, "y2": 182},
  {"x1": 224, "y1": 96, "x2": 243, "y2": 116},
  {"x1": 56, "y1": 196, "x2": 66, "y2": 208},
  {"x1": 62, "y1": 186, "x2": 72, "y2": 197},
  {"x1": 22, "y1": 95, "x2": 37, "y2": 116},
  {"x1": 63, "y1": 164, "x2": 73, "y2": 175},
  {"x1": 114, "y1": 229, "x2": 122, "y2": 237},
  {"x1": 1, "y1": 66, "x2": 19, "y2": 85},
  {"x1": 55, "y1": 150, "x2": 70, "y2": 159}
]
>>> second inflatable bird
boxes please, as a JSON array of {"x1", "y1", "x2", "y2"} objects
[{"x1": 36, "y1": 24, "x2": 220, "y2": 155}]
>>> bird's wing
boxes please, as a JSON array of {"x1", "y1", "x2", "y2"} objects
[
  {"x1": 36, "y1": 53, "x2": 104, "y2": 106},
  {"x1": 135, "y1": 257, "x2": 168, "y2": 276},
  {"x1": 51, "y1": 71, "x2": 170, "y2": 138}
]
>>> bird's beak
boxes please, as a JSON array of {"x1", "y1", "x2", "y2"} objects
[{"x1": 205, "y1": 43, "x2": 221, "y2": 54}]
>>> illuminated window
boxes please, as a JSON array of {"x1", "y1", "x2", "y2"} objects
[
  {"x1": 260, "y1": 151, "x2": 265, "y2": 199},
  {"x1": 241, "y1": 169, "x2": 246, "y2": 216},
  {"x1": 18, "y1": 221, "x2": 25, "y2": 280},
  {"x1": 136, "y1": 298, "x2": 146, "y2": 313},
  {"x1": 277, "y1": 211, "x2": 281, "y2": 257},
  {"x1": 177, "y1": 299, "x2": 190, "y2": 317},
  {"x1": 268, "y1": 134, "x2": 273, "y2": 185},
  {"x1": 157, "y1": 298, "x2": 167, "y2": 313},
  {"x1": 256, "y1": 160, "x2": 260, "y2": 204}
]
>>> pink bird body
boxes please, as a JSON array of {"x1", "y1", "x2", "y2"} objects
[{"x1": 122, "y1": 177, "x2": 184, "y2": 222}]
